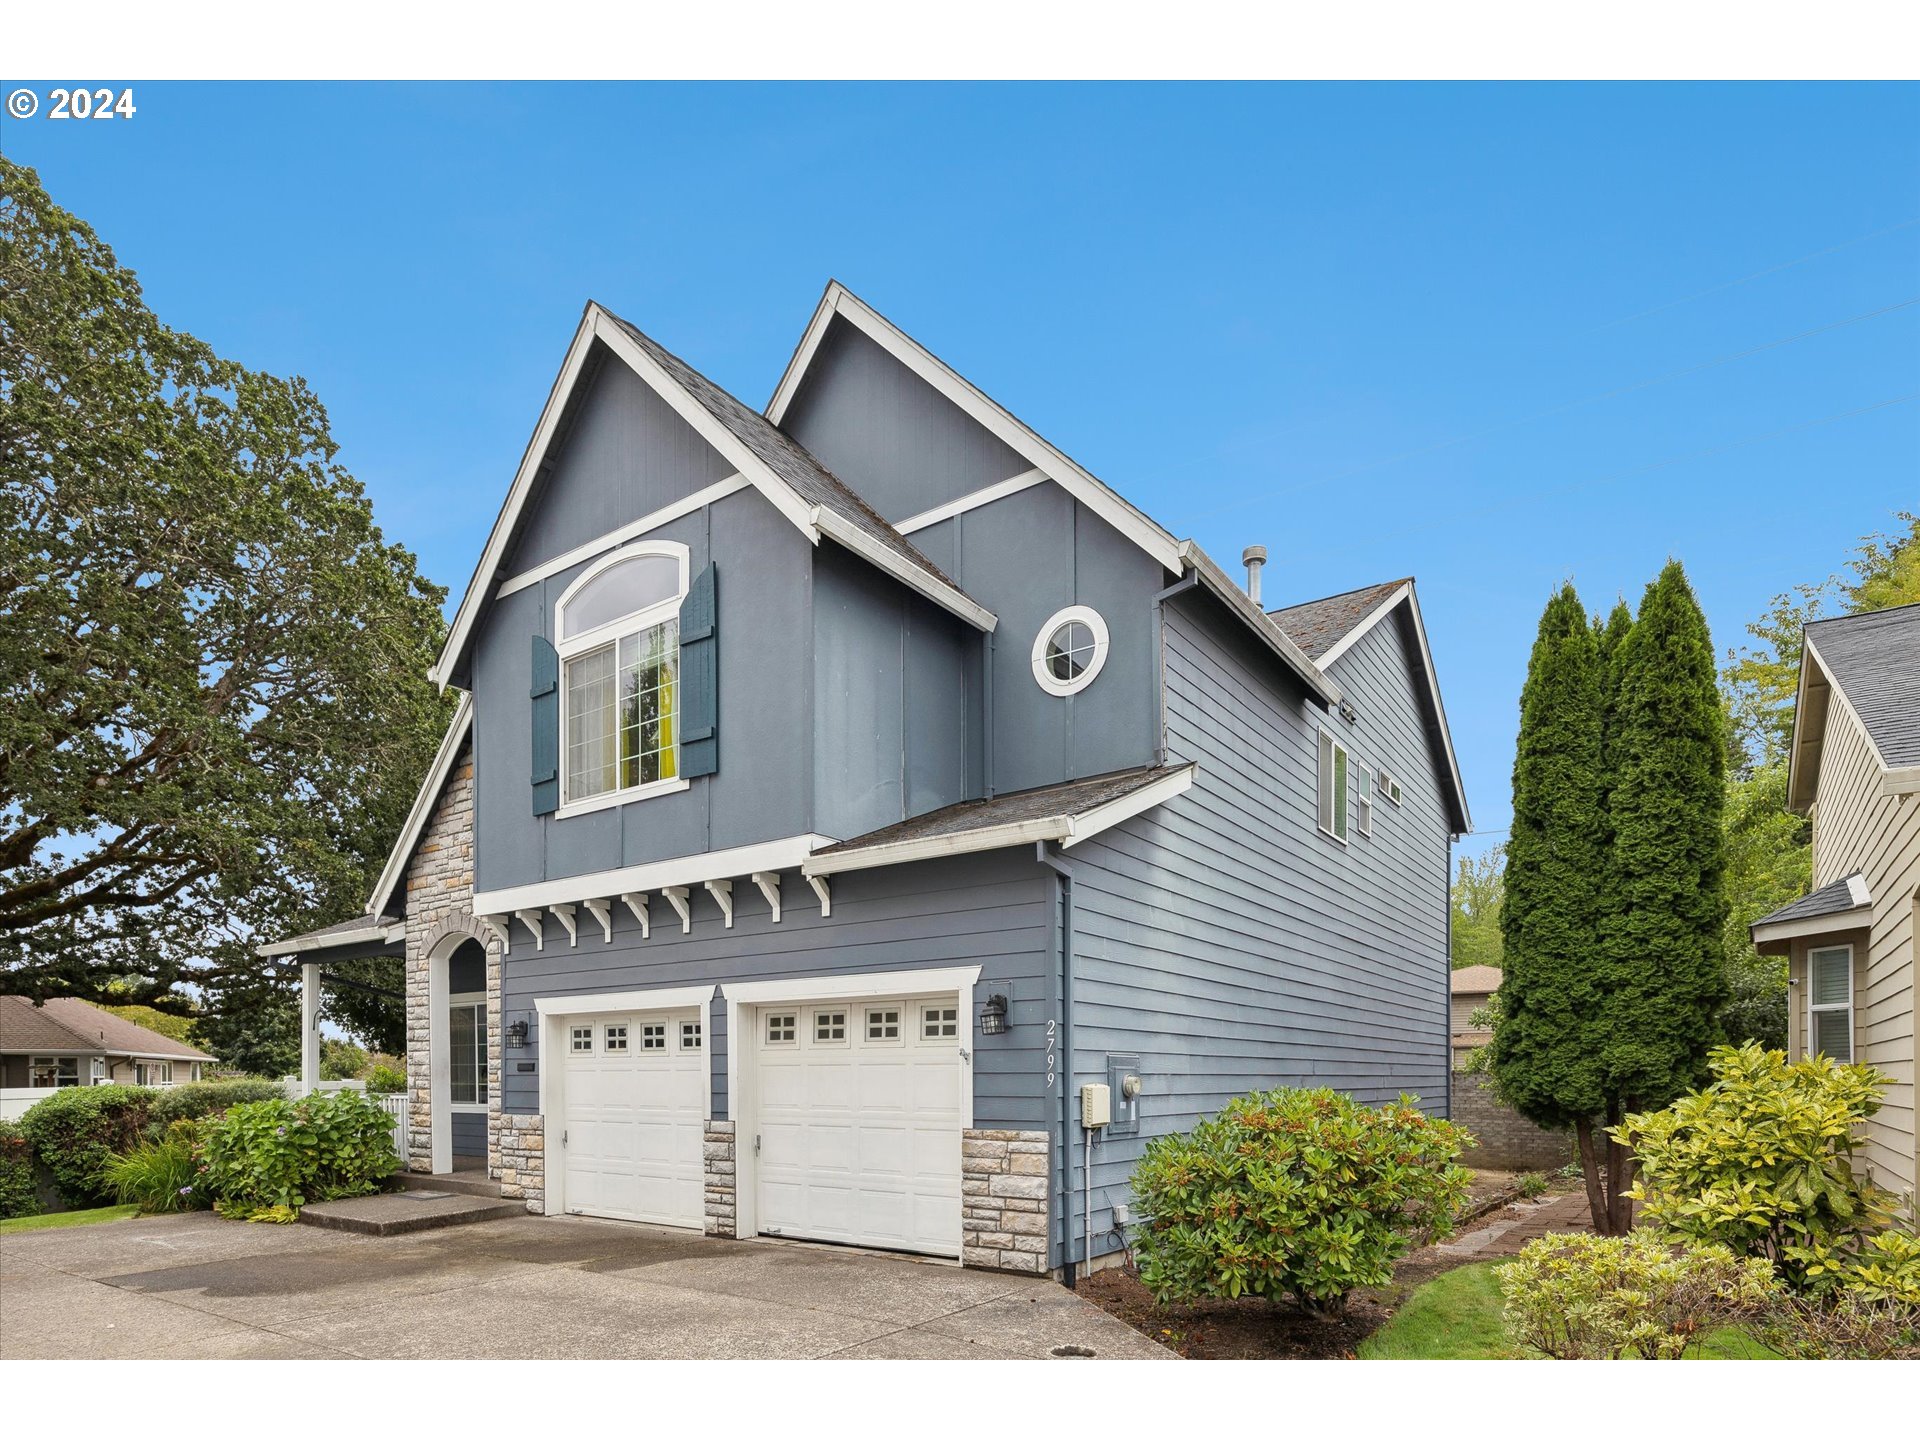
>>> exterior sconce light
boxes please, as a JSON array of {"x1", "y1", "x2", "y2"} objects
[
  {"x1": 978, "y1": 993, "x2": 1009, "y2": 1035},
  {"x1": 506, "y1": 1019, "x2": 530, "y2": 1049}
]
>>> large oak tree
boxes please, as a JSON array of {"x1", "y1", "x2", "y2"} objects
[{"x1": 0, "y1": 160, "x2": 448, "y2": 1066}]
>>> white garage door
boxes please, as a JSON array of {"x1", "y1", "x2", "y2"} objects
[
  {"x1": 752, "y1": 994, "x2": 963, "y2": 1258},
  {"x1": 560, "y1": 1008, "x2": 706, "y2": 1227}
]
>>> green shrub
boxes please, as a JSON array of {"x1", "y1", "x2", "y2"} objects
[
  {"x1": 1499, "y1": 1230, "x2": 1777, "y2": 1359},
  {"x1": 363, "y1": 1064, "x2": 406, "y2": 1095},
  {"x1": 1616, "y1": 1043, "x2": 1894, "y2": 1291},
  {"x1": 1516, "y1": 1172, "x2": 1549, "y2": 1199},
  {"x1": 147, "y1": 1079, "x2": 287, "y2": 1131},
  {"x1": 1753, "y1": 1232, "x2": 1920, "y2": 1358},
  {"x1": 1130, "y1": 1088, "x2": 1472, "y2": 1315},
  {"x1": 199, "y1": 1090, "x2": 396, "y2": 1212},
  {"x1": 104, "y1": 1121, "x2": 208, "y2": 1213},
  {"x1": 0, "y1": 1120, "x2": 39, "y2": 1221},
  {"x1": 18, "y1": 1085, "x2": 153, "y2": 1206}
]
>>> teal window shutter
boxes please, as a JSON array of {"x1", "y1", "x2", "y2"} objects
[
  {"x1": 679, "y1": 562, "x2": 718, "y2": 777},
  {"x1": 531, "y1": 634, "x2": 559, "y2": 814}
]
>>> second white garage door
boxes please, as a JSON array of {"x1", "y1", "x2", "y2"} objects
[
  {"x1": 560, "y1": 1008, "x2": 706, "y2": 1228},
  {"x1": 751, "y1": 995, "x2": 963, "y2": 1258}
]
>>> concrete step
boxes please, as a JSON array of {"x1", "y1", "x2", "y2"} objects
[
  {"x1": 396, "y1": 1169, "x2": 501, "y2": 1200},
  {"x1": 298, "y1": 1190, "x2": 525, "y2": 1237}
]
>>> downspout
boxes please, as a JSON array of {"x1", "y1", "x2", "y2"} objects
[
  {"x1": 1150, "y1": 571, "x2": 1200, "y2": 765},
  {"x1": 1444, "y1": 834, "x2": 1455, "y2": 1121},
  {"x1": 982, "y1": 629, "x2": 996, "y2": 800},
  {"x1": 1035, "y1": 840, "x2": 1077, "y2": 1287}
]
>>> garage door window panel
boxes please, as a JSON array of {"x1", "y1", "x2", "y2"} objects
[
  {"x1": 681, "y1": 1020, "x2": 703, "y2": 1050},
  {"x1": 921, "y1": 1005, "x2": 958, "y2": 1040},
  {"x1": 813, "y1": 1009, "x2": 848, "y2": 1046}
]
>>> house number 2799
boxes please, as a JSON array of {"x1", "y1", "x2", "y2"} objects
[{"x1": 1045, "y1": 1018, "x2": 1057, "y2": 1088}]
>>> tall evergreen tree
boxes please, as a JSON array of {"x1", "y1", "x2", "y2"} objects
[
  {"x1": 1595, "y1": 560, "x2": 1728, "y2": 1229},
  {"x1": 1490, "y1": 584, "x2": 1611, "y2": 1218}
]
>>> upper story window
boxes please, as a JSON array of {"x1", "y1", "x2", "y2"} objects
[
  {"x1": 1317, "y1": 730, "x2": 1350, "y2": 844},
  {"x1": 1031, "y1": 605, "x2": 1110, "y2": 697},
  {"x1": 556, "y1": 542, "x2": 690, "y2": 807}
]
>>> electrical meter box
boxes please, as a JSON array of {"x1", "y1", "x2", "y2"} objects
[{"x1": 1080, "y1": 1082, "x2": 1112, "y2": 1128}]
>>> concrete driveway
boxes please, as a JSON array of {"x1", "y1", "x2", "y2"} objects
[{"x1": 0, "y1": 1211, "x2": 1171, "y2": 1360}]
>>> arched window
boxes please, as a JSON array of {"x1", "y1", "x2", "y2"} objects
[{"x1": 555, "y1": 541, "x2": 690, "y2": 806}]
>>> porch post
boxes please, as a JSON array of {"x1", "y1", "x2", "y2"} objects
[{"x1": 300, "y1": 962, "x2": 322, "y2": 1097}]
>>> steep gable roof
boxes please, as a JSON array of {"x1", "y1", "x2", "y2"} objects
[
  {"x1": 0, "y1": 994, "x2": 213, "y2": 1061},
  {"x1": 1788, "y1": 601, "x2": 1920, "y2": 811},
  {"x1": 1269, "y1": 578, "x2": 1413, "y2": 661},
  {"x1": 432, "y1": 303, "x2": 995, "y2": 690}
]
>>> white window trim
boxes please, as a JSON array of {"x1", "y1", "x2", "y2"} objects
[
  {"x1": 554, "y1": 539, "x2": 691, "y2": 813},
  {"x1": 1806, "y1": 944, "x2": 1854, "y2": 1062},
  {"x1": 27, "y1": 1055, "x2": 81, "y2": 1088},
  {"x1": 1031, "y1": 605, "x2": 1111, "y2": 697},
  {"x1": 1318, "y1": 729, "x2": 1351, "y2": 846},
  {"x1": 1357, "y1": 765, "x2": 1374, "y2": 839},
  {"x1": 723, "y1": 965, "x2": 979, "y2": 1245},
  {"x1": 448, "y1": 990, "x2": 489, "y2": 1112}
]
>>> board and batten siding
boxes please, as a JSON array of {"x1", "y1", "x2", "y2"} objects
[
  {"x1": 1061, "y1": 592, "x2": 1452, "y2": 1264},
  {"x1": 497, "y1": 849, "x2": 1051, "y2": 1131},
  {"x1": 1803, "y1": 685, "x2": 1918, "y2": 1197}
]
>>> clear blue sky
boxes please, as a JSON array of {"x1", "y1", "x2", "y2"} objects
[{"x1": 6, "y1": 82, "x2": 1916, "y2": 855}]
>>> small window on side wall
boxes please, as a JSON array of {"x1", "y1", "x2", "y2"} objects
[
  {"x1": 1357, "y1": 766, "x2": 1373, "y2": 838},
  {"x1": 1317, "y1": 731, "x2": 1349, "y2": 844},
  {"x1": 1807, "y1": 946, "x2": 1853, "y2": 1063}
]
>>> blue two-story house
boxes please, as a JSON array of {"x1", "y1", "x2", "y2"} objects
[{"x1": 260, "y1": 283, "x2": 1471, "y2": 1280}]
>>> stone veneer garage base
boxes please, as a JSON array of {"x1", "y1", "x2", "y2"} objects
[
  {"x1": 498, "y1": 1113, "x2": 545, "y2": 1211},
  {"x1": 961, "y1": 1128, "x2": 1051, "y2": 1273}
]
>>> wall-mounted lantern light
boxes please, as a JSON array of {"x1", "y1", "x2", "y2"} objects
[
  {"x1": 978, "y1": 993, "x2": 1009, "y2": 1035},
  {"x1": 506, "y1": 1019, "x2": 530, "y2": 1049}
]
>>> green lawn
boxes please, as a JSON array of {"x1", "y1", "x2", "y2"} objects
[
  {"x1": 1356, "y1": 1261, "x2": 1777, "y2": 1359},
  {"x1": 0, "y1": 1204, "x2": 142, "y2": 1234}
]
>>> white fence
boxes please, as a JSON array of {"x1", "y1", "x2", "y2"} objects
[
  {"x1": 375, "y1": 1092, "x2": 408, "y2": 1162},
  {"x1": 0, "y1": 1083, "x2": 177, "y2": 1121}
]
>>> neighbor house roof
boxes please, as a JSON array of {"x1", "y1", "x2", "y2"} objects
[
  {"x1": 432, "y1": 303, "x2": 995, "y2": 690},
  {"x1": 1749, "y1": 873, "x2": 1873, "y2": 948},
  {"x1": 805, "y1": 765, "x2": 1197, "y2": 876},
  {"x1": 0, "y1": 995, "x2": 213, "y2": 1061},
  {"x1": 1450, "y1": 965, "x2": 1502, "y2": 996},
  {"x1": 1789, "y1": 603, "x2": 1920, "y2": 812}
]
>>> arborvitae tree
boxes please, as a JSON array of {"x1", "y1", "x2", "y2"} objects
[
  {"x1": 1490, "y1": 584, "x2": 1611, "y2": 1219},
  {"x1": 1595, "y1": 561, "x2": 1728, "y2": 1230}
]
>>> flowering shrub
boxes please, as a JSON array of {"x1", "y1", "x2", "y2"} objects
[
  {"x1": 1500, "y1": 1230, "x2": 1778, "y2": 1359},
  {"x1": 18, "y1": 1085, "x2": 153, "y2": 1206},
  {"x1": 1616, "y1": 1043, "x2": 1894, "y2": 1292},
  {"x1": 0, "y1": 1120, "x2": 39, "y2": 1221},
  {"x1": 1130, "y1": 1088, "x2": 1472, "y2": 1315},
  {"x1": 199, "y1": 1090, "x2": 396, "y2": 1213}
]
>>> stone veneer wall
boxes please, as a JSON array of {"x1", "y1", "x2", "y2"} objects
[
  {"x1": 961, "y1": 1128, "x2": 1051, "y2": 1273},
  {"x1": 401, "y1": 742, "x2": 504, "y2": 1177},
  {"x1": 703, "y1": 1121, "x2": 736, "y2": 1236},
  {"x1": 499, "y1": 1113, "x2": 546, "y2": 1210}
]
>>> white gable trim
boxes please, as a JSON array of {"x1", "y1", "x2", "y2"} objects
[
  {"x1": 1314, "y1": 583, "x2": 1412, "y2": 669},
  {"x1": 366, "y1": 693, "x2": 473, "y2": 918},
  {"x1": 767, "y1": 283, "x2": 1184, "y2": 575},
  {"x1": 896, "y1": 468, "x2": 1048, "y2": 534},
  {"x1": 494, "y1": 474, "x2": 752, "y2": 600},
  {"x1": 810, "y1": 505, "x2": 997, "y2": 632}
]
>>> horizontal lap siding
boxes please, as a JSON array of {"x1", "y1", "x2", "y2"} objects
[
  {"x1": 1808, "y1": 694, "x2": 1917, "y2": 1196},
  {"x1": 498, "y1": 849, "x2": 1049, "y2": 1130},
  {"x1": 1065, "y1": 595, "x2": 1451, "y2": 1261}
]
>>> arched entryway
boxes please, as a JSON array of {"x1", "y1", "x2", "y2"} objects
[{"x1": 424, "y1": 929, "x2": 492, "y2": 1175}]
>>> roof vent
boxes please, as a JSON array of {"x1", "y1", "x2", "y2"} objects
[{"x1": 1241, "y1": 545, "x2": 1268, "y2": 606}]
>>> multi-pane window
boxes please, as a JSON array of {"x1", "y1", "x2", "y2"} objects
[
  {"x1": 1318, "y1": 731, "x2": 1350, "y2": 843},
  {"x1": 681, "y1": 1020, "x2": 703, "y2": 1050},
  {"x1": 766, "y1": 1013, "x2": 796, "y2": 1044},
  {"x1": 603, "y1": 1023, "x2": 629, "y2": 1054},
  {"x1": 640, "y1": 1023, "x2": 667, "y2": 1051},
  {"x1": 570, "y1": 1025, "x2": 594, "y2": 1053},
  {"x1": 1808, "y1": 946, "x2": 1854, "y2": 1063},
  {"x1": 28, "y1": 1056, "x2": 78, "y2": 1088},
  {"x1": 866, "y1": 1008, "x2": 900, "y2": 1041},
  {"x1": 450, "y1": 996, "x2": 489, "y2": 1106},
  {"x1": 815, "y1": 1010, "x2": 847, "y2": 1043},
  {"x1": 557, "y1": 545, "x2": 687, "y2": 806},
  {"x1": 134, "y1": 1061, "x2": 172, "y2": 1087},
  {"x1": 922, "y1": 1005, "x2": 958, "y2": 1039}
]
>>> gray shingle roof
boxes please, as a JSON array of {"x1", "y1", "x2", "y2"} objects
[
  {"x1": 1750, "y1": 873, "x2": 1868, "y2": 931},
  {"x1": 1268, "y1": 579, "x2": 1410, "y2": 660},
  {"x1": 601, "y1": 309, "x2": 972, "y2": 601},
  {"x1": 811, "y1": 765, "x2": 1188, "y2": 857},
  {"x1": 0, "y1": 994, "x2": 213, "y2": 1061},
  {"x1": 1806, "y1": 603, "x2": 1920, "y2": 768}
]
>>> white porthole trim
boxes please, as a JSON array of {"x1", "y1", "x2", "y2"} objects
[{"x1": 1031, "y1": 604, "x2": 1110, "y2": 697}]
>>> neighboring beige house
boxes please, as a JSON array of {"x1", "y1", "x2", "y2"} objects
[
  {"x1": 0, "y1": 995, "x2": 213, "y2": 1118},
  {"x1": 1451, "y1": 964, "x2": 1500, "y2": 1069},
  {"x1": 1751, "y1": 602, "x2": 1919, "y2": 1204}
]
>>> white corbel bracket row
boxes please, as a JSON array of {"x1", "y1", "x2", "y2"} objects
[{"x1": 484, "y1": 871, "x2": 826, "y2": 956}]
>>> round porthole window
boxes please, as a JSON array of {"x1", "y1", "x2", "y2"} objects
[{"x1": 1031, "y1": 605, "x2": 1110, "y2": 696}]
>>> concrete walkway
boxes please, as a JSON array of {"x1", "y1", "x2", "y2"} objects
[{"x1": 0, "y1": 1211, "x2": 1171, "y2": 1361}]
